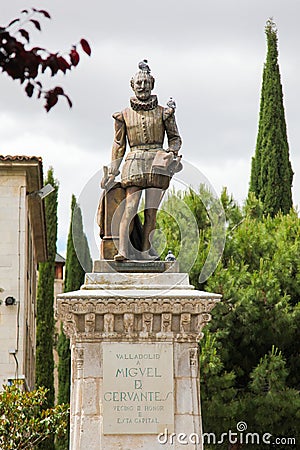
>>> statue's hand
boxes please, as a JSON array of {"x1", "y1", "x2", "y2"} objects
[
  {"x1": 101, "y1": 174, "x2": 115, "y2": 190},
  {"x1": 101, "y1": 164, "x2": 121, "y2": 189}
]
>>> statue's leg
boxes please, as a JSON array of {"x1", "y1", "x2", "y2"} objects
[
  {"x1": 115, "y1": 186, "x2": 142, "y2": 261},
  {"x1": 142, "y1": 188, "x2": 165, "y2": 253}
]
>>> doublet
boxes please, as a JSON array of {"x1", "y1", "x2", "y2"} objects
[{"x1": 111, "y1": 96, "x2": 182, "y2": 189}]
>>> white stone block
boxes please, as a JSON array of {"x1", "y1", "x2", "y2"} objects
[
  {"x1": 175, "y1": 414, "x2": 202, "y2": 449},
  {"x1": 71, "y1": 379, "x2": 83, "y2": 416},
  {"x1": 176, "y1": 378, "x2": 193, "y2": 414},
  {"x1": 83, "y1": 343, "x2": 102, "y2": 378},
  {"x1": 174, "y1": 343, "x2": 194, "y2": 378},
  {"x1": 79, "y1": 416, "x2": 101, "y2": 449},
  {"x1": 102, "y1": 433, "x2": 174, "y2": 450},
  {"x1": 82, "y1": 379, "x2": 99, "y2": 416}
]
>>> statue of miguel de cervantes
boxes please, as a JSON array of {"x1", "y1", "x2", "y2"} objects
[{"x1": 99, "y1": 60, "x2": 182, "y2": 262}]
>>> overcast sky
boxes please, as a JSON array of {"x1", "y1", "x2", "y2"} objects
[{"x1": 1, "y1": 0, "x2": 299, "y2": 257}]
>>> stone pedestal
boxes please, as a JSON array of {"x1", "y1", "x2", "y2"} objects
[{"x1": 56, "y1": 264, "x2": 220, "y2": 450}]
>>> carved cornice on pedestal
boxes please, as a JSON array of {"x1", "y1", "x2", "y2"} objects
[
  {"x1": 56, "y1": 271, "x2": 220, "y2": 343},
  {"x1": 57, "y1": 295, "x2": 218, "y2": 343}
]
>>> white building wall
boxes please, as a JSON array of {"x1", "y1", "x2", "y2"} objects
[
  {"x1": 0, "y1": 163, "x2": 43, "y2": 391},
  {"x1": 0, "y1": 169, "x2": 27, "y2": 388}
]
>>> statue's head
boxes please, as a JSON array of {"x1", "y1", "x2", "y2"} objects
[{"x1": 130, "y1": 70, "x2": 155, "y2": 101}]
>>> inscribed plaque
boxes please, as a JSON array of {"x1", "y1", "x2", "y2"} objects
[{"x1": 103, "y1": 342, "x2": 174, "y2": 434}]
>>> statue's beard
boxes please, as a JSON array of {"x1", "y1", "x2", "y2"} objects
[{"x1": 135, "y1": 92, "x2": 151, "y2": 101}]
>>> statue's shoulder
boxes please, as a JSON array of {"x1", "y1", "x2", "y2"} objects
[
  {"x1": 162, "y1": 106, "x2": 175, "y2": 121},
  {"x1": 112, "y1": 111, "x2": 125, "y2": 122}
]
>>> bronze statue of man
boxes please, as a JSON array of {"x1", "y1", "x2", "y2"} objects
[{"x1": 101, "y1": 61, "x2": 182, "y2": 261}]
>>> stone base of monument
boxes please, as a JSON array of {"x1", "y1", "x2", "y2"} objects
[{"x1": 56, "y1": 262, "x2": 220, "y2": 450}]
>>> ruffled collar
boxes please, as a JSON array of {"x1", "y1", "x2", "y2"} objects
[{"x1": 130, "y1": 95, "x2": 158, "y2": 111}]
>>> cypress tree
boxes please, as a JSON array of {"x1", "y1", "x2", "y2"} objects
[
  {"x1": 36, "y1": 168, "x2": 58, "y2": 450},
  {"x1": 56, "y1": 195, "x2": 92, "y2": 450},
  {"x1": 64, "y1": 195, "x2": 92, "y2": 291},
  {"x1": 249, "y1": 19, "x2": 293, "y2": 216}
]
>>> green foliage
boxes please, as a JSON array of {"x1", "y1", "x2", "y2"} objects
[
  {"x1": 155, "y1": 189, "x2": 190, "y2": 249},
  {"x1": 57, "y1": 323, "x2": 71, "y2": 407},
  {"x1": 245, "y1": 348, "x2": 300, "y2": 445},
  {"x1": 56, "y1": 195, "x2": 92, "y2": 450},
  {"x1": 64, "y1": 195, "x2": 92, "y2": 292},
  {"x1": 206, "y1": 210, "x2": 300, "y2": 378},
  {"x1": 249, "y1": 19, "x2": 293, "y2": 216},
  {"x1": 0, "y1": 383, "x2": 68, "y2": 450},
  {"x1": 155, "y1": 185, "x2": 227, "y2": 289},
  {"x1": 154, "y1": 188, "x2": 202, "y2": 276},
  {"x1": 200, "y1": 334, "x2": 239, "y2": 437},
  {"x1": 35, "y1": 168, "x2": 58, "y2": 450},
  {"x1": 158, "y1": 185, "x2": 299, "y2": 446},
  {"x1": 201, "y1": 204, "x2": 300, "y2": 447}
]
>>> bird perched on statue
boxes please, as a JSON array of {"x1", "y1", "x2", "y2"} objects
[
  {"x1": 165, "y1": 250, "x2": 176, "y2": 262},
  {"x1": 166, "y1": 97, "x2": 176, "y2": 110},
  {"x1": 138, "y1": 59, "x2": 151, "y2": 73}
]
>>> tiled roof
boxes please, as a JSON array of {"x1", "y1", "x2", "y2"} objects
[{"x1": 0, "y1": 155, "x2": 42, "y2": 162}]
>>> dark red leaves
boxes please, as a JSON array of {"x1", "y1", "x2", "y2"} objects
[
  {"x1": 31, "y1": 47, "x2": 45, "y2": 54},
  {"x1": 8, "y1": 18, "x2": 20, "y2": 28},
  {"x1": 65, "y1": 95, "x2": 73, "y2": 108},
  {"x1": 5, "y1": 60, "x2": 25, "y2": 81},
  {"x1": 70, "y1": 48, "x2": 80, "y2": 66},
  {"x1": 19, "y1": 29, "x2": 30, "y2": 43},
  {"x1": 80, "y1": 39, "x2": 91, "y2": 56},
  {"x1": 30, "y1": 20, "x2": 41, "y2": 31},
  {"x1": 44, "y1": 90, "x2": 58, "y2": 112},
  {"x1": 42, "y1": 54, "x2": 60, "y2": 76},
  {"x1": 44, "y1": 87, "x2": 73, "y2": 112},
  {"x1": 24, "y1": 53, "x2": 40, "y2": 78},
  {"x1": 5, "y1": 37, "x2": 24, "y2": 54},
  {"x1": 38, "y1": 10, "x2": 51, "y2": 19},
  {"x1": 42, "y1": 49, "x2": 84, "y2": 75},
  {"x1": 42, "y1": 53, "x2": 72, "y2": 75},
  {"x1": 25, "y1": 82, "x2": 34, "y2": 97},
  {"x1": 1, "y1": 8, "x2": 91, "y2": 111},
  {"x1": 57, "y1": 56, "x2": 71, "y2": 73},
  {"x1": 21, "y1": 8, "x2": 50, "y2": 19},
  {"x1": 53, "y1": 87, "x2": 64, "y2": 95}
]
